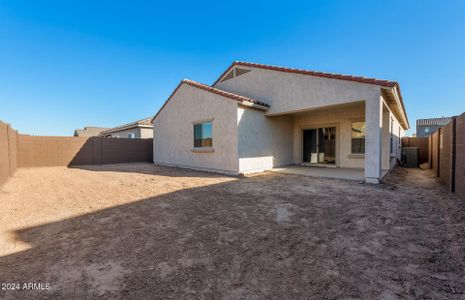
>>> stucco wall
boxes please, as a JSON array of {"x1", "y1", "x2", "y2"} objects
[
  {"x1": 291, "y1": 100, "x2": 403, "y2": 170},
  {"x1": 237, "y1": 108, "x2": 293, "y2": 173},
  {"x1": 107, "y1": 127, "x2": 152, "y2": 139},
  {"x1": 391, "y1": 109, "x2": 405, "y2": 162},
  {"x1": 215, "y1": 66, "x2": 381, "y2": 115},
  {"x1": 153, "y1": 84, "x2": 239, "y2": 174},
  {"x1": 214, "y1": 65, "x2": 409, "y2": 181},
  {"x1": 380, "y1": 98, "x2": 405, "y2": 170},
  {"x1": 381, "y1": 103, "x2": 391, "y2": 170},
  {"x1": 107, "y1": 128, "x2": 139, "y2": 138},
  {"x1": 139, "y1": 127, "x2": 153, "y2": 138}
]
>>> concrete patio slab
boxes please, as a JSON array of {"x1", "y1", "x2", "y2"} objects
[{"x1": 270, "y1": 166, "x2": 389, "y2": 181}]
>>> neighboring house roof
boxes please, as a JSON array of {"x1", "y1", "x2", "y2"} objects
[
  {"x1": 416, "y1": 117, "x2": 452, "y2": 127},
  {"x1": 74, "y1": 127, "x2": 109, "y2": 137},
  {"x1": 213, "y1": 61, "x2": 409, "y2": 130},
  {"x1": 151, "y1": 79, "x2": 269, "y2": 123},
  {"x1": 100, "y1": 117, "x2": 153, "y2": 135}
]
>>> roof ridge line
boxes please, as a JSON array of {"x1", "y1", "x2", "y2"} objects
[
  {"x1": 233, "y1": 61, "x2": 399, "y2": 86},
  {"x1": 213, "y1": 61, "x2": 399, "y2": 88}
]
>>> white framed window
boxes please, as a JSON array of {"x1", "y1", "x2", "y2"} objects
[
  {"x1": 128, "y1": 133, "x2": 135, "y2": 139},
  {"x1": 193, "y1": 121, "x2": 212, "y2": 148}
]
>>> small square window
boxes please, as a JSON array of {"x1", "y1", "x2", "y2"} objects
[{"x1": 193, "y1": 121, "x2": 212, "y2": 148}]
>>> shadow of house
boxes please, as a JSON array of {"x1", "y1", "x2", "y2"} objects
[
  {"x1": 1, "y1": 175, "x2": 317, "y2": 299},
  {"x1": 0, "y1": 172, "x2": 368, "y2": 299},
  {"x1": 1, "y1": 168, "x2": 464, "y2": 299},
  {"x1": 70, "y1": 163, "x2": 236, "y2": 178}
]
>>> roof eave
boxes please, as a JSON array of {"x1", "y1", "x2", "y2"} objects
[
  {"x1": 100, "y1": 124, "x2": 153, "y2": 135},
  {"x1": 212, "y1": 61, "x2": 237, "y2": 86},
  {"x1": 238, "y1": 101, "x2": 269, "y2": 111},
  {"x1": 214, "y1": 61, "x2": 410, "y2": 130},
  {"x1": 151, "y1": 79, "x2": 269, "y2": 123},
  {"x1": 214, "y1": 61, "x2": 400, "y2": 89},
  {"x1": 381, "y1": 86, "x2": 410, "y2": 130},
  {"x1": 391, "y1": 85, "x2": 410, "y2": 130}
]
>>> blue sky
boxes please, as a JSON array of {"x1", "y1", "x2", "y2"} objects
[{"x1": 0, "y1": 0, "x2": 464, "y2": 136}]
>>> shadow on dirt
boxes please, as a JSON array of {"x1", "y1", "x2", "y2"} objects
[{"x1": 1, "y1": 167, "x2": 464, "y2": 299}]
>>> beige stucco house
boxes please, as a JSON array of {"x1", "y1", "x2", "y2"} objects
[
  {"x1": 152, "y1": 62, "x2": 409, "y2": 183},
  {"x1": 100, "y1": 117, "x2": 153, "y2": 139}
]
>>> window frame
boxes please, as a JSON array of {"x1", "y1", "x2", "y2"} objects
[
  {"x1": 193, "y1": 119, "x2": 213, "y2": 149},
  {"x1": 350, "y1": 120, "x2": 366, "y2": 155}
]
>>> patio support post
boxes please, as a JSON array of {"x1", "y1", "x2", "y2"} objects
[
  {"x1": 381, "y1": 103, "x2": 391, "y2": 170},
  {"x1": 364, "y1": 91, "x2": 383, "y2": 184}
]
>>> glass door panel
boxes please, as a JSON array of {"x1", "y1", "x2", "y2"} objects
[
  {"x1": 302, "y1": 129, "x2": 317, "y2": 163},
  {"x1": 303, "y1": 127, "x2": 336, "y2": 165},
  {"x1": 318, "y1": 127, "x2": 336, "y2": 164}
]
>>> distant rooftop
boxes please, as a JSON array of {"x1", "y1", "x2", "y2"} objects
[
  {"x1": 416, "y1": 117, "x2": 452, "y2": 127},
  {"x1": 74, "y1": 127, "x2": 109, "y2": 137},
  {"x1": 99, "y1": 117, "x2": 153, "y2": 135}
]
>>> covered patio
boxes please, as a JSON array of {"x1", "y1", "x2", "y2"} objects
[{"x1": 261, "y1": 92, "x2": 405, "y2": 183}]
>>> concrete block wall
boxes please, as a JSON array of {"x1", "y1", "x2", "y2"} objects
[
  {"x1": 1, "y1": 119, "x2": 154, "y2": 187},
  {"x1": 425, "y1": 113, "x2": 465, "y2": 200},
  {"x1": 18, "y1": 135, "x2": 93, "y2": 167},
  {"x1": 455, "y1": 113, "x2": 465, "y2": 199},
  {"x1": 18, "y1": 136, "x2": 153, "y2": 167},
  {"x1": 0, "y1": 121, "x2": 19, "y2": 185},
  {"x1": 401, "y1": 137, "x2": 429, "y2": 164},
  {"x1": 431, "y1": 132, "x2": 439, "y2": 176},
  {"x1": 439, "y1": 124, "x2": 452, "y2": 190},
  {"x1": 100, "y1": 138, "x2": 153, "y2": 164}
]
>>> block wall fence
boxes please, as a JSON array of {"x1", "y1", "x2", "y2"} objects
[
  {"x1": 0, "y1": 120, "x2": 153, "y2": 185},
  {"x1": 404, "y1": 113, "x2": 465, "y2": 200}
]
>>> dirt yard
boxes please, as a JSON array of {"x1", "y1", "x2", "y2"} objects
[{"x1": 0, "y1": 163, "x2": 464, "y2": 299}]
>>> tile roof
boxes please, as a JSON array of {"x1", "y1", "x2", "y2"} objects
[
  {"x1": 183, "y1": 79, "x2": 269, "y2": 107},
  {"x1": 214, "y1": 61, "x2": 399, "y2": 88},
  {"x1": 74, "y1": 127, "x2": 109, "y2": 137},
  {"x1": 214, "y1": 61, "x2": 409, "y2": 129},
  {"x1": 416, "y1": 117, "x2": 452, "y2": 127},
  {"x1": 100, "y1": 117, "x2": 153, "y2": 135},
  {"x1": 138, "y1": 118, "x2": 153, "y2": 126},
  {"x1": 151, "y1": 79, "x2": 269, "y2": 123}
]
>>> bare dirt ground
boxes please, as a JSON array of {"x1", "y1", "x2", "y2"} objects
[{"x1": 0, "y1": 163, "x2": 464, "y2": 299}]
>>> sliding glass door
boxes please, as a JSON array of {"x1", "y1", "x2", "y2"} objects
[{"x1": 302, "y1": 127, "x2": 336, "y2": 165}]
